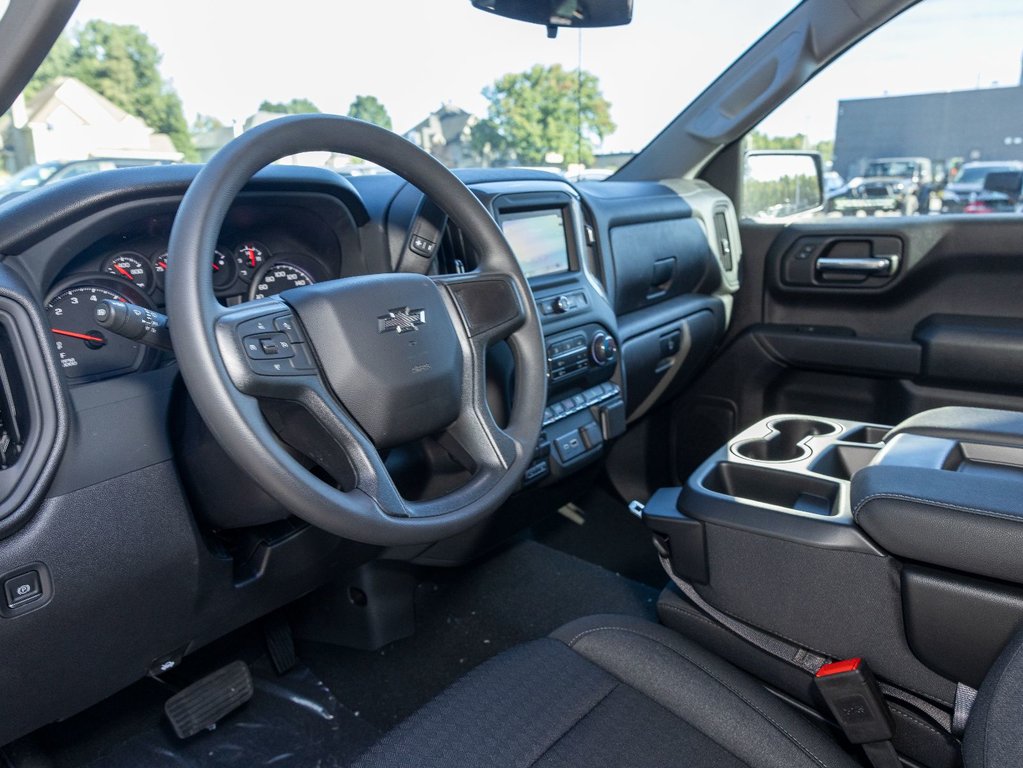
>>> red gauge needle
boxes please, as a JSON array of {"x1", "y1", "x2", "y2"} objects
[
  {"x1": 51, "y1": 328, "x2": 105, "y2": 343},
  {"x1": 113, "y1": 264, "x2": 133, "y2": 280},
  {"x1": 247, "y1": 248, "x2": 257, "y2": 267},
  {"x1": 157, "y1": 260, "x2": 167, "y2": 270},
  {"x1": 212, "y1": 262, "x2": 220, "y2": 271}
]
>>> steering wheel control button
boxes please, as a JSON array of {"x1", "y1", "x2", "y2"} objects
[
  {"x1": 273, "y1": 314, "x2": 305, "y2": 343},
  {"x1": 237, "y1": 315, "x2": 276, "y2": 337},
  {"x1": 243, "y1": 333, "x2": 294, "y2": 360},
  {"x1": 249, "y1": 359, "x2": 300, "y2": 376},
  {"x1": 4, "y1": 570, "x2": 41, "y2": 609}
]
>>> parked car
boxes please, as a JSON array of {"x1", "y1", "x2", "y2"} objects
[
  {"x1": 941, "y1": 160, "x2": 1023, "y2": 213},
  {"x1": 0, "y1": 157, "x2": 178, "y2": 204},
  {"x1": 827, "y1": 156, "x2": 933, "y2": 215}
]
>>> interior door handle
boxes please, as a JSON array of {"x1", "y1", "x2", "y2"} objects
[{"x1": 816, "y1": 256, "x2": 893, "y2": 274}]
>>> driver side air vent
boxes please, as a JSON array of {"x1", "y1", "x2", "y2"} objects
[
  {"x1": 435, "y1": 223, "x2": 479, "y2": 275},
  {"x1": 0, "y1": 265, "x2": 68, "y2": 537}
]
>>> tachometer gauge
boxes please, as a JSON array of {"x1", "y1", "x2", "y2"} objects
[
  {"x1": 46, "y1": 276, "x2": 154, "y2": 382},
  {"x1": 234, "y1": 242, "x2": 269, "y2": 282},
  {"x1": 249, "y1": 262, "x2": 316, "y2": 301},
  {"x1": 103, "y1": 251, "x2": 153, "y2": 291},
  {"x1": 154, "y1": 248, "x2": 236, "y2": 291}
]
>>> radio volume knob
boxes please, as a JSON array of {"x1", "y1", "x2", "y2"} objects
[
  {"x1": 591, "y1": 332, "x2": 617, "y2": 365},
  {"x1": 552, "y1": 295, "x2": 572, "y2": 314}
]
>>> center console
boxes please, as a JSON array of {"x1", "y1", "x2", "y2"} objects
[
  {"x1": 644, "y1": 406, "x2": 1023, "y2": 760},
  {"x1": 477, "y1": 183, "x2": 627, "y2": 487}
]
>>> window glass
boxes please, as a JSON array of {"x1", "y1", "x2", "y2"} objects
[{"x1": 744, "y1": 0, "x2": 1023, "y2": 220}]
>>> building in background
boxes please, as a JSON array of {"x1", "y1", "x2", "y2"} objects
[
  {"x1": 404, "y1": 103, "x2": 482, "y2": 168},
  {"x1": 1, "y1": 77, "x2": 182, "y2": 172},
  {"x1": 834, "y1": 64, "x2": 1023, "y2": 181}
]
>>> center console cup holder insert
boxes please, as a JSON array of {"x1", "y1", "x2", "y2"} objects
[
  {"x1": 809, "y1": 444, "x2": 881, "y2": 481},
  {"x1": 731, "y1": 417, "x2": 842, "y2": 463},
  {"x1": 702, "y1": 462, "x2": 839, "y2": 516},
  {"x1": 840, "y1": 425, "x2": 889, "y2": 445}
]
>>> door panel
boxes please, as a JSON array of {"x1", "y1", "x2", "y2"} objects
[{"x1": 670, "y1": 215, "x2": 1023, "y2": 480}]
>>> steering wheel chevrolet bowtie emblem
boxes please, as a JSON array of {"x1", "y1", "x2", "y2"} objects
[{"x1": 378, "y1": 307, "x2": 427, "y2": 334}]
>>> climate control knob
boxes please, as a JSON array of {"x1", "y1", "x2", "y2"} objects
[
  {"x1": 552, "y1": 295, "x2": 572, "y2": 314},
  {"x1": 591, "y1": 332, "x2": 617, "y2": 365}
]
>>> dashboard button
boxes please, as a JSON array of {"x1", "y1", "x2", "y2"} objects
[
  {"x1": 554, "y1": 431, "x2": 585, "y2": 462},
  {"x1": 4, "y1": 571, "x2": 41, "y2": 608}
]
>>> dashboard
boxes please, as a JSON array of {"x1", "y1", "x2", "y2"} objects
[{"x1": 0, "y1": 162, "x2": 740, "y2": 747}]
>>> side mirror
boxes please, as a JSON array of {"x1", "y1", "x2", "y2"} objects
[
  {"x1": 742, "y1": 150, "x2": 824, "y2": 221},
  {"x1": 471, "y1": 0, "x2": 633, "y2": 37},
  {"x1": 983, "y1": 171, "x2": 1023, "y2": 198}
]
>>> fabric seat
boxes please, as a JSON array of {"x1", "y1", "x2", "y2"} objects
[{"x1": 353, "y1": 614, "x2": 862, "y2": 768}]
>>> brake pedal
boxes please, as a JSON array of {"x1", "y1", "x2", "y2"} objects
[{"x1": 164, "y1": 660, "x2": 253, "y2": 739}]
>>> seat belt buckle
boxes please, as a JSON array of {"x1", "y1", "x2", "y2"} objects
[{"x1": 814, "y1": 658, "x2": 895, "y2": 745}]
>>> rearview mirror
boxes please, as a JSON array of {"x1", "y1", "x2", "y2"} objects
[
  {"x1": 742, "y1": 150, "x2": 824, "y2": 221},
  {"x1": 471, "y1": 0, "x2": 633, "y2": 37}
]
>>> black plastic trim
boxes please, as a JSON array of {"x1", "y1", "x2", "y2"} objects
[{"x1": 0, "y1": 265, "x2": 68, "y2": 538}]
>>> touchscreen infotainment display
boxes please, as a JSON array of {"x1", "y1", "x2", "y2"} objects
[{"x1": 500, "y1": 209, "x2": 570, "y2": 279}]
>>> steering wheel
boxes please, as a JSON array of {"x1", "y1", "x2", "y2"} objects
[{"x1": 165, "y1": 115, "x2": 546, "y2": 546}]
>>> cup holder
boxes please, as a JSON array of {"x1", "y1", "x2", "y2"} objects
[{"x1": 731, "y1": 418, "x2": 841, "y2": 463}]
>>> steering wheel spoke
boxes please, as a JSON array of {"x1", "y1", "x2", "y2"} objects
[{"x1": 433, "y1": 272, "x2": 528, "y2": 348}]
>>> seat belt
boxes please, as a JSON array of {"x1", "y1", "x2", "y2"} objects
[{"x1": 655, "y1": 552, "x2": 966, "y2": 735}]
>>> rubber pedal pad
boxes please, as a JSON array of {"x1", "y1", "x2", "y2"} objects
[
  {"x1": 265, "y1": 617, "x2": 297, "y2": 675},
  {"x1": 164, "y1": 660, "x2": 253, "y2": 739}
]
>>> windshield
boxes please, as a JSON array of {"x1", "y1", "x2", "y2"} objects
[
  {"x1": 3, "y1": 161, "x2": 60, "y2": 191},
  {"x1": 1, "y1": 0, "x2": 795, "y2": 185}
]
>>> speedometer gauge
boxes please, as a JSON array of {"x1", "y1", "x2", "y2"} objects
[
  {"x1": 46, "y1": 276, "x2": 153, "y2": 382},
  {"x1": 249, "y1": 262, "x2": 316, "y2": 301}
]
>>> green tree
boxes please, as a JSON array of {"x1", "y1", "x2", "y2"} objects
[
  {"x1": 259, "y1": 98, "x2": 320, "y2": 115},
  {"x1": 347, "y1": 95, "x2": 392, "y2": 130},
  {"x1": 24, "y1": 22, "x2": 196, "y2": 160},
  {"x1": 473, "y1": 64, "x2": 615, "y2": 166},
  {"x1": 191, "y1": 113, "x2": 223, "y2": 134},
  {"x1": 746, "y1": 130, "x2": 808, "y2": 151}
]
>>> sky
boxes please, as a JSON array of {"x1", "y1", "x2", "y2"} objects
[{"x1": 66, "y1": 0, "x2": 1023, "y2": 155}]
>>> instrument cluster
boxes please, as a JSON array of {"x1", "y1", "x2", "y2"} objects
[{"x1": 45, "y1": 223, "x2": 336, "y2": 384}]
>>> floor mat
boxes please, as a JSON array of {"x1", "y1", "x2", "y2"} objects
[
  {"x1": 299, "y1": 539, "x2": 658, "y2": 731},
  {"x1": 532, "y1": 486, "x2": 670, "y2": 587},
  {"x1": 76, "y1": 661, "x2": 379, "y2": 768}
]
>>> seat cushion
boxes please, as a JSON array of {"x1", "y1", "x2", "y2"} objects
[
  {"x1": 353, "y1": 614, "x2": 861, "y2": 768},
  {"x1": 964, "y1": 625, "x2": 1023, "y2": 767}
]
